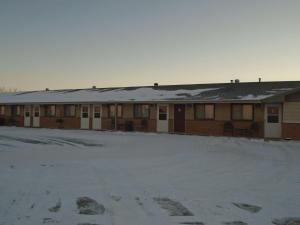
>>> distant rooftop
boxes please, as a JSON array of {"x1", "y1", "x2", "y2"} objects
[{"x1": 0, "y1": 81, "x2": 300, "y2": 104}]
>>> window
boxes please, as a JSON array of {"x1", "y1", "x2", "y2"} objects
[
  {"x1": 0, "y1": 106, "x2": 4, "y2": 115},
  {"x1": 117, "y1": 105, "x2": 122, "y2": 118},
  {"x1": 33, "y1": 106, "x2": 40, "y2": 117},
  {"x1": 64, "y1": 105, "x2": 76, "y2": 117},
  {"x1": 134, "y1": 104, "x2": 149, "y2": 118},
  {"x1": 109, "y1": 104, "x2": 122, "y2": 118},
  {"x1": 16, "y1": 106, "x2": 21, "y2": 116},
  {"x1": 45, "y1": 105, "x2": 56, "y2": 117},
  {"x1": 94, "y1": 106, "x2": 101, "y2": 118},
  {"x1": 81, "y1": 106, "x2": 89, "y2": 118},
  {"x1": 158, "y1": 106, "x2": 168, "y2": 120},
  {"x1": 194, "y1": 104, "x2": 215, "y2": 120},
  {"x1": 267, "y1": 107, "x2": 279, "y2": 123},
  {"x1": 12, "y1": 106, "x2": 20, "y2": 116},
  {"x1": 24, "y1": 106, "x2": 30, "y2": 117},
  {"x1": 232, "y1": 104, "x2": 253, "y2": 120}
]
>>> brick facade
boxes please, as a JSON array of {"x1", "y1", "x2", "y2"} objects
[
  {"x1": 0, "y1": 102, "x2": 297, "y2": 139},
  {"x1": 282, "y1": 123, "x2": 300, "y2": 139}
]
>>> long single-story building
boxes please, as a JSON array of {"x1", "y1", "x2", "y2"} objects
[{"x1": 1, "y1": 81, "x2": 300, "y2": 139}]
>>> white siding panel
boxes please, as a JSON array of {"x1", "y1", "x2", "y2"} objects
[{"x1": 283, "y1": 102, "x2": 300, "y2": 123}]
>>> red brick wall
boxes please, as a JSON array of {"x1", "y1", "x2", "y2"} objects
[
  {"x1": 40, "y1": 117, "x2": 59, "y2": 128},
  {"x1": 102, "y1": 118, "x2": 156, "y2": 132},
  {"x1": 185, "y1": 120, "x2": 263, "y2": 137},
  {"x1": 14, "y1": 116, "x2": 24, "y2": 127},
  {"x1": 40, "y1": 117, "x2": 80, "y2": 129},
  {"x1": 0, "y1": 115, "x2": 24, "y2": 127},
  {"x1": 282, "y1": 123, "x2": 300, "y2": 140}
]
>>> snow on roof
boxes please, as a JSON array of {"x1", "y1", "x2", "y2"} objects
[
  {"x1": 0, "y1": 87, "x2": 219, "y2": 104},
  {"x1": 0, "y1": 81, "x2": 300, "y2": 104}
]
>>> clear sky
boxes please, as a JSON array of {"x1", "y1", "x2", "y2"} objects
[{"x1": 0, "y1": 0, "x2": 299, "y2": 91}]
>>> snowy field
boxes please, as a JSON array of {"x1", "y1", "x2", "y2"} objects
[{"x1": 0, "y1": 127, "x2": 299, "y2": 225}]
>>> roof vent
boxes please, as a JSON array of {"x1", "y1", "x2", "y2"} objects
[
  {"x1": 154, "y1": 83, "x2": 158, "y2": 87},
  {"x1": 92, "y1": 85, "x2": 96, "y2": 89},
  {"x1": 258, "y1": 77, "x2": 262, "y2": 83},
  {"x1": 234, "y1": 79, "x2": 240, "y2": 84},
  {"x1": 230, "y1": 80, "x2": 234, "y2": 83},
  {"x1": 45, "y1": 88, "x2": 50, "y2": 91}
]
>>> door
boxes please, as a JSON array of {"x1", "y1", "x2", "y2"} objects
[
  {"x1": 24, "y1": 105, "x2": 31, "y2": 127},
  {"x1": 264, "y1": 104, "x2": 282, "y2": 138},
  {"x1": 92, "y1": 105, "x2": 101, "y2": 130},
  {"x1": 33, "y1": 105, "x2": 40, "y2": 127},
  {"x1": 174, "y1": 104, "x2": 185, "y2": 133},
  {"x1": 81, "y1": 105, "x2": 90, "y2": 129},
  {"x1": 157, "y1": 104, "x2": 169, "y2": 132}
]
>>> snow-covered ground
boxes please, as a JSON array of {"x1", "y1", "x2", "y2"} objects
[{"x1": 0, "y1": 127, "x2": 299, "y2": 225}]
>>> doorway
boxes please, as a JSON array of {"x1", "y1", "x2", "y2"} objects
[
  {"x1": 81, "y1": 105, "x2": 90, "y2": 129},
  {"x1": 157, "y1": 104, "x2": 169, "y2": 132},
  {"x1": 264, "y1": 104, "x2": 282, "y2": 138},
  {"x1": 174, "y1": 104, "x2": 185, "y2": 133}
]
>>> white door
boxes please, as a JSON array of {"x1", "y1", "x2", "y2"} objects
[
  {"x1": 33, "y1": 105, "x2": 40, "y2": 127},
  {"x1": 81, "y1": 105, "x2": 90, "y2": 129},
  {"x1": 24, "y1": 105, "x2": 31, "y2": 127},
  {"x1": 92, "y1": 105, "x2": 101, "y2": 130},
  {"x1": 157, "y1": 104, "x2": 169, "y2": 132},
  {"x1": 264, "y1": 104, "x2": 282, "y2": 138}
]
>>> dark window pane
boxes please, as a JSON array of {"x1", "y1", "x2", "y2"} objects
[
  {"x1": 268, "y1": 115, "x2": 279, "y2": 123},
  {"x1": 94, "y1": 112, "x2": 100, "y2": 118},
  {"x1": 82, "y1": 112, "x2": 88, "y2": 118},
  {"x1": 134, "y1": 104, "x2": 149, "y2": 118},
  {"x1": 109, "y1": 105, "x2": 115, "y2": 118},
  {"x1": 117, "y1": 105, "x2": 122, "y2": 117},
  {"x1": 195, "y1": 104, "x2": 205, "y2": 119},
  {"x1": 64, "y1": 105, "x2": 75, "y2": 117},
  {"x1": 159, "y1": 113, "x2": 167, "y2": 120},
  {"x1": 232, "y1": 105, "x2": 243, "y2": 120}
]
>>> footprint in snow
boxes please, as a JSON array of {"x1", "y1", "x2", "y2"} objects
[
  {"x1": 222, "y1": 221, "x2": 248, "y2": 225},
  {"x1": 272, "y1": 217, "x2": 300, "y2": 225},
  {"x1": 48, "y1": 199, "x2": 61, "y2": 212},
  {"x1": 76, "y1": 197, "x2": 105, "y2": 215},
  {"x1": 232, "y1": 202, "x2": 262, "y2": 213}
]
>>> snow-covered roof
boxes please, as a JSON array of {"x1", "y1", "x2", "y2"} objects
[{"x1": 0, "y1": 81, "x2": 300, "y2": 104}]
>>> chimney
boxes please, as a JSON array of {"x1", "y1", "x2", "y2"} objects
[
  {"x1": 235, "y1": 79, "x2": 240, "y2": 84},
  {"x1": 258, "y1": 77, "x2": 262, "y2": 83},
  {"x1": 92, "y1": 85, "x2": 96, "y2": 89},
  {"x1": 45, "y1": 88, "x2": 50, "y2": 91},
  {"x1": 154, "y1": 83, "x2": 158, "y2": 87},
  {"x1": 230, "y1": 80, "x2": 234, "y2": 83}
]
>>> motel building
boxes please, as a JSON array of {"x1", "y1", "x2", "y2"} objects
[{"x1": 0, "y1": 80, "x2": 300, "y2": 140}]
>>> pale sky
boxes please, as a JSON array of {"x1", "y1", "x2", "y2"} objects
[{"x1": 0, "y1": 0, "x2": 300, "y2": 91}]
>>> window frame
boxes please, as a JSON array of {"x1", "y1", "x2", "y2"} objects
[
  {"x1": 194, "y1": 103, "x2": 215, "y2": 120},
  {"x1": 45, "y1": 105, "x2": 56, "y2": 117},
  {"x1": 231, "y1": 104, "x2": 254, "y2": 121},
  {"x1": 108, "y1": 104, "x2": 123, "y2": 118},
  {"x1": 134, "y1": 104, "x2": 150, "y2": 119},
  {"x1": 12, "y1": 105, "x2": 20, "y2": 116},
  {"x1": 16, "y1": 106, "x2": 21, "y2": 116},
  {"x1": 64, "y1": 105, "x2": 76, "y2": 117},
  {"x1": 158, "y1": 105, "x2": 168, "y2": 121},
  {"x1": 0, "y1": 106, "x2": 5, "y2": 115},
  {"x1": 93, "y1": 105, "x2": 101, "y2": 119},
  {"x1": 117, "y1": 104, "x2": 123, "y2": 118}
]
